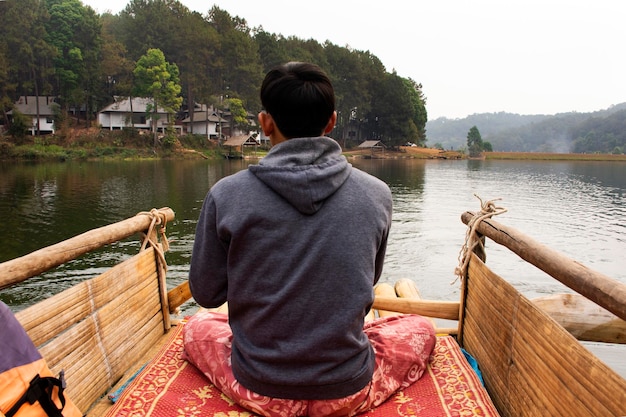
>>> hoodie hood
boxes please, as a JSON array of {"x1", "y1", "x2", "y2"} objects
[{"x1": 249, "y1": 137, "x2": 351, "y2": 214}]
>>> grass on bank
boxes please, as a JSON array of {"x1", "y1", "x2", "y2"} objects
[
  {"x1": 1, "y1": 129, "x2": 625, "y2": 162},
  {"x1": 0, "y1": 128, "x2": 256, "y2": 161}
]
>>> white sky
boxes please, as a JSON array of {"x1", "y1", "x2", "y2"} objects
[{"x1": 83, "y1": 0, "x2": 626, "y2": 119}]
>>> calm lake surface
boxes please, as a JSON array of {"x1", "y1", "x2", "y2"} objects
[
  {"x1": 2, "y1": 157, "x2": 625, "y2": 376},
  {"x1": 1, "y1": 157, "x2": 625, "y2": 313}
]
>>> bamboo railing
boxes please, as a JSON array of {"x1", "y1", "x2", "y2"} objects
[
  {"x1": 461, "y1": 211, "x2": 626, "y2": 322},
  {"x1": 0, "y1": 208, "x2": 175, "y2": 290}
]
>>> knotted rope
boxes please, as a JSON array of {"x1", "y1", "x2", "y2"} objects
[
  {"x1": 454, "y1": 195, "x2": 507, "y2": 283},
  {"x1": 137, "y1": 208, "x2": 171, "y2": 272}
]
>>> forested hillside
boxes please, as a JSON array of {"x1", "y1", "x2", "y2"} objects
[
  {"x1": 0, "y1": 0, "x2": 427, "y2": 148},
  {"x1": 426, "y1": 103, "x2": 626, "y2": 154}
]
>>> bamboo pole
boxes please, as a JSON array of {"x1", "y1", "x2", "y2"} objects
[
  {"x1": 168, "y1": 281, "x2": 192, "y2": 313},
  {"x1": 394, "y1": 278, "x2": 423, "y2": 299},
  {"x1": 372, "y1": 297, "x2": 460, "y2": 320},
  {"x1": 168, "y1": 278, "x2": 462, "y2": 322},
  {"x1": 374, "y1": 283, "x2": 402, "y2": 318},
  {"x1": 0, "y1": 208, "x2": 175, "y2": 290},
  {"x1": 532, "y1": 293, "x2": 626, "y2": 344},
  {"x1": 461, "y1": 211, "x2": 626, "y2": 322},
  {"x1": 394, "y1": 278, "x2": 437, "y2": 327}
]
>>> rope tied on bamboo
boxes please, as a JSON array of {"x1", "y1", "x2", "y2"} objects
[
  {"x1": 137, "y1": 208, "x2": 171, "y2": 272},
  {"x1": 454, "y1": 195, "x2": 507, "y2": 283}
]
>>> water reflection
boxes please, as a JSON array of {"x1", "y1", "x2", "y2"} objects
[{"x1": 353, "y1": 159, "x2": 626, "y2": 301}]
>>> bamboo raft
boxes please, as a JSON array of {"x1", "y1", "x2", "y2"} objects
[{"x1": 1, "y1": 207, "x2": 625, "y2": 416}]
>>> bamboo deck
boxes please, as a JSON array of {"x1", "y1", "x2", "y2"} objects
[{"x1": 87, "y1": 323, "x2": 176, "y2": 416}]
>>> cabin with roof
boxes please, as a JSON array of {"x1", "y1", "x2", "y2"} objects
[
  {"x1": 358, "y1": 140, "x2": 386, "y2": 157},
  {"x1": 98, "y1": 97, "x2": 169, "y2": 131},
  {"x1": 9, "y1": 96, "x2": 59, "y2": 135},
  {"x1": 223, "y1": 134, "x2": 260, "y2": 158}
]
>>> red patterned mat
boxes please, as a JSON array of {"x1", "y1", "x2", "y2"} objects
[{"x1": 104, "y1": 323, "x2": 500, "y2": 417}]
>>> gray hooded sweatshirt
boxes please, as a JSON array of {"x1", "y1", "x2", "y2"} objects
[{"x1": 189, "y1": 136, "x2": 393, "y2": 400}]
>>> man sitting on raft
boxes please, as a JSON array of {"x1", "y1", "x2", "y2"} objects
[{"x1": 184, "y1": 61, "x2": 436, "y2": 417}]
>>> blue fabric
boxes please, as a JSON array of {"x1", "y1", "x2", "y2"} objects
[
  {"x1": 0, "y1": 301, "x2": 42, "y2": 373},
  {"x1": 107, "y1": 364, "x2": 147, "y2": 403},
  {"x1": 461, "y1": 348, "x2": 484, "y2": 386}
]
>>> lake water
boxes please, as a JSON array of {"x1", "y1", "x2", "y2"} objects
[
  {"x1": 2, "y1": 157, "x2": 625, "y2": 376},
  {"x1": 1, "y1": 157, "x2": 625, "y2": 312}
]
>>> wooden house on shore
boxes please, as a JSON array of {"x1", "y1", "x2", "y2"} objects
[
  {"x1": 223, "y1": 134, "x2": 260, "y2": 158},
  {"x1": 180, "y1": 106, "x2": 228, "y2": 139},
  {"x1": 98, "y1": 97, "x2": 169, "y2": 132},
  {"x1": 8, "y1": 96, "x2": 59, "y2": 135},
  {"x1": 358, "y1": 140, "x2": 386, "y2": 157}
]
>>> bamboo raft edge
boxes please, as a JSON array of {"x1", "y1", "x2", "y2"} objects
[{"x1": 2, "y1": 208, "x2": 625, "y2": 417}]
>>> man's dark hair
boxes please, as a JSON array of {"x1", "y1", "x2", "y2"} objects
[{"x1": 260, "y1": 62, "x2": 335, "y2": 139}]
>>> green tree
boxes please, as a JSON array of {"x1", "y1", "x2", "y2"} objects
[
  {"x1": 99, "y1": 14, "x2": 135, "y2": 99},
  {"x1": 45, "y1": 0, "x2": 102, "y2": 126},
  {"x1": 571, "y1": 110, "x2": 626, "y2": 153},
  {"x1": 404, "y1": 78, "x2": 428, "y2": 146},
  {"x1": 467, "y1": 125, "x2": 484, "y2": 157},
  {"x1": 0, "y1": 0, "x2": 55, "y2": 134},
  {"x1": 254, "y1": 30, "x2": 289, "y2": 72},
  {"x1": 325, "y1": 44, "x2": 382, "y2": 146},
  {"x1": 0, "y1": 36, "x2": 12, "y2": 127},
  {"x1": 7, "y1": 109, "x2": 31, "y2": 142},
  {"x1": 368, "y1": 72, "x2": 418, "y2": 147},
  {"x1": 75, "y1": 3, "x2": 103, "y2": 126},
  {"x1": 133, "y1": 48, "x2": 182, "y2": 146},
  {"x1": 280, "y1": 37, "x2": 329, "y2": 71},
  {"x1": 114, "y1": 0, "x2": 220, "y2": 127},
  {"x1": 0, "y1": 0, "x2": 432, "y2": 148},
  {"x1": 226, "y1": 98, "x2": 249, "y2": 134},
  {"x1": 115, "y1": 0, "x2": 180, "y2": 61},
  {"x1": 176, "y1": 10, "x2": 219, "y2": 134},
  {"x1": 207, "y1": 7, "x2": 263, "y2": 111}
]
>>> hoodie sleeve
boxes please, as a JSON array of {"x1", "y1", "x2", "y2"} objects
[
  {"x1": 373, "y1": 222, "x2": 390, "y2": 286},
  {"x1": 189, "y1": 192, "x2": 229, "y2": 308}
]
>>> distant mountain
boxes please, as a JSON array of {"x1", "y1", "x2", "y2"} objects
[{"x1": 426, "y1": 103, "x2": 626, "y2": 153}]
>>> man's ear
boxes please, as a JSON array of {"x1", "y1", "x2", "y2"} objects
[
  {"x1": 258, "y1": 111, "x2": 275, "y2": 136},
  {"x1": 323, "y1": 111, "x2": 338, "y2": 134}
]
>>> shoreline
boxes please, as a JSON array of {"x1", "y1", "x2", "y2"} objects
[
  {"x1": 2, "y1": 139, "x2": 626, "y2": 162},
  {"x1": 485, "y1": 151, "x2": 626, "y2": 161},
  {"x1": 349, "y1": 147, "x2": 626, "y2": 162}
]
